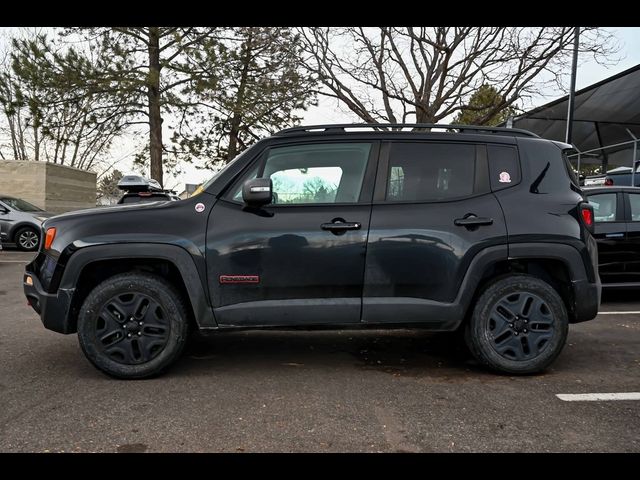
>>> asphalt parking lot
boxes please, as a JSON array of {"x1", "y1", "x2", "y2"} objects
[{"x1": 1, "y1": 249, "x2": 639, "y2": 453}]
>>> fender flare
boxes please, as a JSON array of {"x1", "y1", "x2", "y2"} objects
[
  {"x1": 60, "y1": 243, "x2": 217, "y2": 328},
  {"x1": 455, "y1": 242, "x2": 594, "y2": 324},
  {"x1": 508, "y1": 242, "x2": 590, "y2": 282}
]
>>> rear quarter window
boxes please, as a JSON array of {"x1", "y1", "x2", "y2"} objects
[{"x1": 488, "y1": 145, "x2": 520, "y2": 191}]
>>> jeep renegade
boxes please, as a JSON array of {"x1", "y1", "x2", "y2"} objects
[{"x1": 23, "y1": 124, "x2": 601, "y2": 379}]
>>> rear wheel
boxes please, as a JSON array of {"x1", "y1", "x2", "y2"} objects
[
  {"x1": 77, "y1": 273, "x2": 190, "y2": 379},
  {"x1": 15, "y1": 227, "x2": 40, "y2": 251},
  {"x1": 464, "y1": 274, "x2": 568, "y2": 374}
]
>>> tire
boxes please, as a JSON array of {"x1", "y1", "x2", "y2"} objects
[
  {"x1": 77, "y1": 273, "x2": 190, "y2": 379},
  {"x1": 14, "y1": 226, "x2": 40, "y2": 251},
  {"x1": 464, "y1": 274, "x2": 568, "y2": 375}
]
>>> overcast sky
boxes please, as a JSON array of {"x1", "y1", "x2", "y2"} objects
[
  {"x1": 176, "y1": 27, "x2": 640, "y2": 190},
  {"x1": 2, "y1": 27, "x2": 640, "y2": 191}
]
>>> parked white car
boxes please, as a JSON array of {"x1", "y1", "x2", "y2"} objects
[{"x1": 0, "y1": 196, "x2": 52, "y2": 251}]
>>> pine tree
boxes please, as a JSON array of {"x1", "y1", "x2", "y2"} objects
[{"x1": 453, "y1": 84, "x2": 517, "y2": 126}]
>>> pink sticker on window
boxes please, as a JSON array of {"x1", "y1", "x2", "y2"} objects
[{"x1": 499, "y1": 172, "x2": 512, "y2": 183}]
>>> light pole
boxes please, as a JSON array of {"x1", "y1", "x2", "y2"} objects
[{"x1": 566, "y1": 27, "x2": 580, "y2": 144}]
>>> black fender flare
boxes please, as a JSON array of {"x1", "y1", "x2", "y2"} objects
[
  {"x1": 507, "y1": 242, "x2": 600, "y2": 323},
  {"x1": 60, "y1": 243, "x2": 217, "y2": 328},
  {"x1": 454, "y1": 242, "x2": 596, "y2": 326},
  {"x1": 507, "y1": 242, "x2": 590, "y2": 282}
]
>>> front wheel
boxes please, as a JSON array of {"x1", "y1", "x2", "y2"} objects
[
  {"x1": 77, "y1": 273, "x2": 190, "y2": 379},
  {"x1": 15, "y1": 227, "x2": 40, "y2": 251},
  {"x1": 464, "y1": 274, "x2": 569, "y2": 375}
]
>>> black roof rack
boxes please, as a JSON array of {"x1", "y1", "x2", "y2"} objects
[{"x1": 276, "y1": 123, "x2": 539, "y2": 138}]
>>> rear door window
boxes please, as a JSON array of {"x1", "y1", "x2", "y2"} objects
[{"x1": 384, "y1": 142, "x2": 483, "y2": 202}]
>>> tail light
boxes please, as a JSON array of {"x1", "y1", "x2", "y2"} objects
[
  {"x1": 604, "y1": 177, "x2": 613, "y2": 186},
  {"x1": 579, "y1": 203, "x2": 594, "y2": 233}
]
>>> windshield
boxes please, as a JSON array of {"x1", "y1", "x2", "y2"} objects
[{"x1": 0, "y1": 197, "x2": 44, "y2": 212}]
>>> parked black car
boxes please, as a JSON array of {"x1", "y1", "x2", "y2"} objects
[
  {"x1": 23, "y1": 124, "x2": 601, "y2": 379},
  {"x1": 585, "y1": 185, "x2": 640, "y2": 288}
]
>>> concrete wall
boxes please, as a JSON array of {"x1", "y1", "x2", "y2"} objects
[{"x1": 0, "y1": 160, "x2": 96, "y2": 214}]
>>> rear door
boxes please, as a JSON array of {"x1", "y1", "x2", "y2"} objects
[
  {"x1": 588, "y1": 191, "x2": 627, "y2": 284},
  {"x1": 362, "y1": 141, "x2": 507, "y2": 326}
]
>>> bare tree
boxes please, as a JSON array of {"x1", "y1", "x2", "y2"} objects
[{"x1": 299, "y1": 27, "x2": 620, "y2": 125}]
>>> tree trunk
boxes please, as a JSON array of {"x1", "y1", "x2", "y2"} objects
[
  {"x1": 226, "y1": 28, "x2": 253, "y2": 163},
  {"x1": 148, "y1": 27, "x2": 163, "y2": 186}
]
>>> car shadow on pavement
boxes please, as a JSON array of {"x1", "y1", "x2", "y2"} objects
[{"x1": 173, "y1": 329, "x2": 494, "y2": 380}]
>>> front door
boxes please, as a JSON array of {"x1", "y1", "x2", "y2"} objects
[{"x1": 206, "y1": 141, "x2": 378, "y2": 327}]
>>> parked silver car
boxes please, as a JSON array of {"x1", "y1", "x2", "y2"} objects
[{"x1": 0, "y1": 196, "x2": 52, "y2": 251}]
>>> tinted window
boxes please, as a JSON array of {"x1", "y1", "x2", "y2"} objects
[
  {"x1": 0, "y1": 197, "x2": 43, "y2": 212},
  {"x1": 522, "y1": 141, "x2": 573, "y2": 194},
  {"x1": 588, "y1": 193, "x2": 617, "y2": 222},
  {"x1": 386, "y1": 143, "x2": 478, "y2": 201},
  {"x1": 629, "y1": 193, "x2": 640, "y2": 221},
  {"x1": 488, "y1": 145, "x2": 520, "y2": 191},
  {"x1": 230, "y1": 143, "x2": 371, "y2": 204}
]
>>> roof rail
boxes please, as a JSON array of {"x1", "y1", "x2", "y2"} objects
[{"x1": 276, "y1": 123, "x2": 539, "y2": 138}]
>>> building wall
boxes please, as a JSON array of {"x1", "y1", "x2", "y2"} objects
[
  {"x1": 44, "y1": 162, "x2": 97, "y2": 213},
  {"x1": 0, "y1": 160, "x2": 96, "y2": 214}
]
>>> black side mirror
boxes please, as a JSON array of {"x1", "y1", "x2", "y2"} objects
[{"x1": 242, "y1": 178, "x2": 273, "y2": 207}]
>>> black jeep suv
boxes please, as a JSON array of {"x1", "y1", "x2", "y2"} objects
[{"x1": 23, "y1": 124, "x2": 601, "y2": 379}]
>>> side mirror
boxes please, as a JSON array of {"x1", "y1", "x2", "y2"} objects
[
  {"x1": 242, "y1": 177, "x2": 273, "y2": 207},
  {"x1": 0, "y1": 206, "x2": 9, "y2": 214}
]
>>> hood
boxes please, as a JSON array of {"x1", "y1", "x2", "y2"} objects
[{"x1": 48, "y1": 200, "x2": 168, "y2": 221}]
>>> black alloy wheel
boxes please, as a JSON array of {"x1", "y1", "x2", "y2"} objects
[
  {"x1": 77, "y1": 273, "x2": 190, "y2": 379},
  {"x1": 487, "y1": 291, "x2": 555, "y2": 361},
  {"x1": 95, "y1": 292, "x2": 171, "y2": 365},
  {"x1": 465, "y1": 274, "x2": 568, "y2": 374}
]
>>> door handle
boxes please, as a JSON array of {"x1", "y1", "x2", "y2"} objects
[
  {"x1": 454, "y1": 215, "x2": 494, "y2": 227},
  {"x1": 321, "y1": 220, "x2": 361, "y2": 232}
]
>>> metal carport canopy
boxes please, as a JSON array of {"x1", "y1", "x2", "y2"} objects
[{"x1": 505, "y1": 63, "x2": 640, "y2": 165}]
